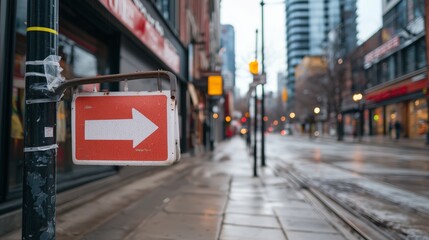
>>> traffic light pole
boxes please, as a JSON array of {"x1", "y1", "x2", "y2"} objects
[
  {"x1": 260, "y1": 0, "x2": 266, "y2": 167},
  {"x1": 253, "y1": 29, "x2": 259, "y2": 177},
  {"x1": 23, "y1": 0, "x2": 58, "y2": 239}
]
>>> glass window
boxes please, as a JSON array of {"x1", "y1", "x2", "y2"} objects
[
  {"x1": 416, "y1": 38, "x2": 426, "y2": 69},
  {"x1": 387, "y1": 55, "x2": 395, "y2": 81},
  {"x1": 9, "y1": 0, "x2": 27, "y2": 193},
  {"x1": 9, "y1": 0, "x2": 111, "y2": 195},
  {"x1": 372, "y1": 107, "x2": 384, "y2": 135},
  {"x1": 72, "y1": 46, "x2": 97, "y2": 77},
  {"x1": 404, "y1": 45, "x2": 416, "y2": 73},
  {"x1": 394, "y1": 52, "x2": 401, "y2": 77},
  {"x1": 380, "y1": 60, "x2": 388, "y2": 83},
  {"x1": 408, "y1": 98, "x2": 428, "y2": 139},
  {"x1": 152, "y1": 0, "x2": 177, "y2": 30},
  {"x1": 413, "y1": 0, "x2": 424, "y2": 19}
]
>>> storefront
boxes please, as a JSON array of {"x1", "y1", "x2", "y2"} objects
[
  {"x1": 408, "y1": 98, "x2": 428, "y2": 139},
  {"x1": 366, "y1": 78, "x2": 428, "y2": 140},
  {"x1": 0, "y1": 0, "x2": 188, "y2": 213}
]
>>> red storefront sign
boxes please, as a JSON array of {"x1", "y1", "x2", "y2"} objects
[
  {"x1": 364, "y1": 36, "x2": 400, "y2": 66},
  {"x1": 99, "y1": 0, "x2": 180, "y2": 73},
  {"x1": 365, "y1": 78, "x2": 427, "y2": 103}
]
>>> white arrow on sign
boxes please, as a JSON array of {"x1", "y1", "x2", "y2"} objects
[{"x1": 84, "y1": 108, "x2": 158, "y2": 148}]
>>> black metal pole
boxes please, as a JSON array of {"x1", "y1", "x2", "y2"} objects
[
  {"x1": 426, "y1": 97, "x2": 429, "y2": 145},
  {"x1": 253, "y1": 91, "x2": 258, "y2": 177},
  {"x1": 247, "y1": 97, "x2": 251, "y2": 148},
  {"x1": 253, "y1": 29, "x2": 259, "y2": 177},
  {"x1": 260, "y1": 0, "x2": 266, "y2": 167},
  {"x1": 23, "y1": 0, "x2": 58, "y2": 239}
]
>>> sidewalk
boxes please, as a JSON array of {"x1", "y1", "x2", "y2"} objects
[
  {"x1": 2, "y1": 137, "x2": 351, "y2": 240},
  {"x1": 212, "y1": 138, "x2": 348, "y2": 240}
]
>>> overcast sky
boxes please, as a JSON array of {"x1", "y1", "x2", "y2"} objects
[{"x1": 220, "y1": 0, "x2": 382, "y2": 96}]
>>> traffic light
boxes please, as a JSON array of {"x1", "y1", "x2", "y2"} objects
[
  {"x1": 282, "y1": 87, "x2": 288, "y2": 103},
  {"x1": 249, "y1": 60, "x2": 259, "y2": 75}
]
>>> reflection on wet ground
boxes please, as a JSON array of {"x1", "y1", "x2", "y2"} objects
[{"x1": 267, "y1": 134, "x2": 429, "y2": 239}]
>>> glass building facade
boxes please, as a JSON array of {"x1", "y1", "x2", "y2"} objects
[{"x1": 285, "y1": 0, "x2": 357, "y2": 100}]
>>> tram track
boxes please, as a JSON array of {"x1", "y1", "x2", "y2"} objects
[{"x1": 275, "y1": 166, "x2": 402, "y2": 240}]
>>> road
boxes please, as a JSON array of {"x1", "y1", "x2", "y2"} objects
[{"x1": 267, "y1": 134, "x2": 429, "y2": 239}]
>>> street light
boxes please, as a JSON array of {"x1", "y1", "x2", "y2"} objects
[
  {"x1": 353, "y1": 93, "x2": 364, "y2": 141},
  {"x1": 260, "y1": 0, "x2": 266, "y2": 167},
  {"x1": 314, "y1": 107, "x2": 321, "y2": 114},
  {"x1": 352, "y1": 93, "x2": 363, "y2": 102}
]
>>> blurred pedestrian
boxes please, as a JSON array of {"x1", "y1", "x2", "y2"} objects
[{"x1": 394, "y1": 120, "x2": 402, "y2": 140}]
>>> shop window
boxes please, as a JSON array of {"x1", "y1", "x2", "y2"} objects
[
  {"x1": 386, "y1": 104, "x2": 400, "y2": 138},
  {"x1": 409, "y1": 99, "x2": 428, "y2": 139},
  {"x1": 72, "y1": 46, "x2": 97, "y2": 77},
  {"x1": 372, "y1": 108, "x2": 384, "y2": 135},
  {"x1": 9, "y1": 4, "x2": 110, "y2": 196},
  {"x1": 9, "y1": 0, "x2": 27, "y2": 193}
]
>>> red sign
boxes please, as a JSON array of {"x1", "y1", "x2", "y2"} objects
[
  {"x1": 72, "y1": 91, "x2": 177, "y2": 166},
  {"x1": 99, "y1": 0, "x2": 180, "y2": 73},
  {"x1": 365, "y1": 78, "x2": 427, "y2": 103},
  {"x1": 364, "y1": 36, "x2": 400, "y2": 66}
]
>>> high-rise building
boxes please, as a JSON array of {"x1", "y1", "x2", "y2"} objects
[
  {"x1": 221, "y1": 24, "x2": 236, "y2": 91},
  {"x1": 285, "y1": 0, "x2": 357, "y2": 101}
]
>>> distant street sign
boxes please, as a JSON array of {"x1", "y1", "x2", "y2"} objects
[
  {"x1": 72, "y1": 91, "x2": 177, "y2": 166},
  {"x1": 249, "y1": 73, "x2": 267, "y2": 89},
  {"x1": 253, "y1": 73, "x2": 266, "y2": 85}
]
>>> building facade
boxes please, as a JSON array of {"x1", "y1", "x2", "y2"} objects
[
  {"x1": 0, "y1": 0, "x2": 221, "y2": 226},
  {"x1": 285, "y1": 0, "x2": 357, "y2": 103},
  {"x1": 363, "y1": 0, "x2": 427, "y2": 140},
  {"x1": 221, "y1": 24, "x2": 236, "y2": 92}
]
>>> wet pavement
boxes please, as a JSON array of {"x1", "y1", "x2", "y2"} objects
[
  {"x1": 2, "y1": 136, "x2": 351, "y2": 240},
  {"x1": 268, "y1": 134, "x2": 429, "y2": 239},
  {"x1": 3, "y1": 134, "x2": 428, "y2": 239}
]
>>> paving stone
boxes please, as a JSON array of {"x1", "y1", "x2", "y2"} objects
[
  {"x1": 180, "y1": 185, "x2": 228, "y2": 195},
  {"x1": 274, "y1": 207, "x2": 322, "y2": 219},
  {"x1": 228, "y1": 192, "x2": 266, "y2": 201},
  {"x1": 230, "y1": 188, "x2": 265, "y2": 194},
  {"x1": 286, "y1": 231, "x2": 346, "y2": 240},
  {"x1": 278, "y1": 217, "x2": 338, "y2": 233},
  {"x1": 164, "y1": 193, "x2": 227, "y2": 215},
  {"x1": 220, "y1": 224, "x2": 286, "y2": 240},
  {"x1": 226, "y1": 202, "x2": 274, "y2": 216},
  {"x1": 261, "y1": 177, "x2": 289, "y2": 186},
  {"x1": 224, "y1": 213, "x2": 281, "y2": 228},
  {"x1": 129, "y1": 212, "x2": 222, "y2": 240},
  {"x1": 282, "y1": 200, "x2": 313, "y2": 209},
  {"x1": 266, "y1": 190, "x2": 301, "y2": 201}
]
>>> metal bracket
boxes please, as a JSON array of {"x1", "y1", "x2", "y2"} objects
[{"x1": 55, "y1": 70, "x2": 177, "y2": 104}]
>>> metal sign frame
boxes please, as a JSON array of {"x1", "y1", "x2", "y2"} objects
[
  {"x1": 56, "y1": 70, "x2": 180, "y2": 166},
  {"x1": 72, "y1": 91, "x2": 177, "y2": 166}
]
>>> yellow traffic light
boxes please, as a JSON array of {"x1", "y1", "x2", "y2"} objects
[
  {"x1": 281, "y1": 87, "x2": 288, "y2": 103},
  {"x1": 249, "y1": 60, "x2": 259, "y2": 75}
]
